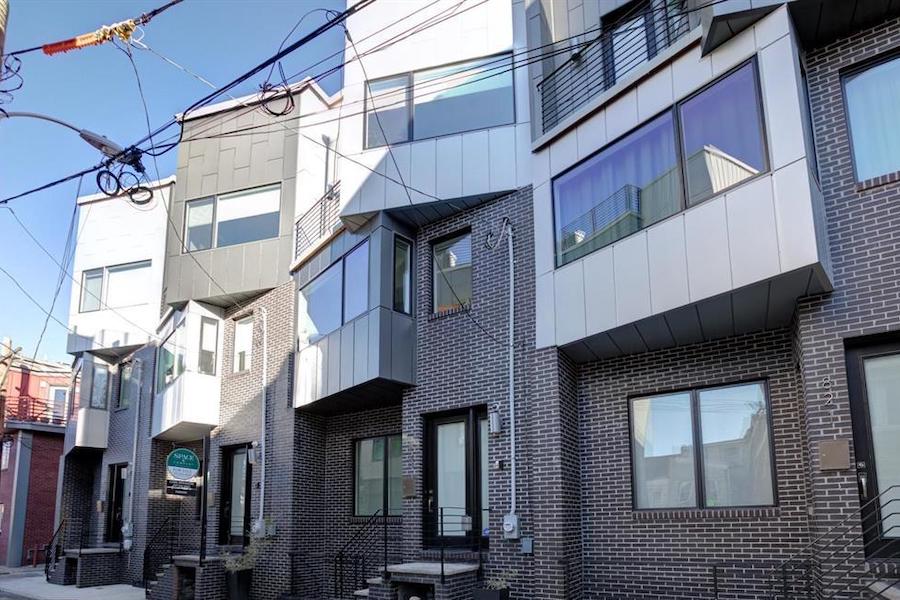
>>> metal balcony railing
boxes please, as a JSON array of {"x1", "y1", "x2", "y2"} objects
[
  {"x1": 295, "y1": 182, "x2": 341, "y2": 260},
  {"x1": 537, "y1": 2, "x2": 692, "y2": 133},
  {"x1": 4, "y1": 395, "x2": 67, "y2": 426}
]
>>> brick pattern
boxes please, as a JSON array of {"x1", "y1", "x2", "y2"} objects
[
  {"x1": 577, "y1": 329, "x2": 810, "y2": 599},
  {"x1": 75, "y1": 551, "x2": 125, "y2": 587},
  {"x1": 797, "y1": 14, "x2": 900, "y2": 598}
]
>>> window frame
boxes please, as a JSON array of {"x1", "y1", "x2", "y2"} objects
[
  {"x1": 155, "y1": 316, "x2": 186, "y2": 394},
  {"x1": 363, "y1": 52, "x2": 516, "y2": 150},
  {"x1": 627, "y1": 379, "x2": 778, "y2": 511},
  {"x1": 551, "y1": 57, "x2": 771, "y2": 268},
  {"x1": 232, "y1": 316, "x2": 254, "y2": 374},
  {"x1": 352, "y1": 433, "x2": 403, "y2": 518},
  {"x1": 48, "y1": 385, "x2": 69, "y2": 421},
  {"x1": 199, "y1": 316, "x2": 219, "y2": 376},
  {"x1": 297, "y1": 238, "x2": 372, "y2": 347},
  {"x1": 840, "y1": 48, "x2": 900, "y2": 184},
  {"x1": 431, "y1": 229, "x2": 473, "y2": 315},
  {"x1": 392, "y1": 235, "x2": 413, "y2": 315},
  {"x1": 79, "y1": 268, "x2": 104, "y2": 313},
  {"x1": 79, "y1": 260, "x2": 153, "y2": 313},
  {"x1": 116, "y1": 361, "x2": 134, "y2": 411},
  {"x1": 181, "y1": 184, "x2": 282, "y2": 253}
]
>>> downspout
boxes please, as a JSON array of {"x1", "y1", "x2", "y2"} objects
[
  {"x1": 123, "y1": 358, "x2": 142, "y2": 552},
  {"x1": 253, "y1": 307, "x2": 268, "y2": 536},
  {"x1": 506, "y1": 221, "x2": 519, "y2": 522}
]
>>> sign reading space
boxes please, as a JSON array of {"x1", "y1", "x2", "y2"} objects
[{"x1": 166, "y1": 448, "x2": 200, "y2": 480}]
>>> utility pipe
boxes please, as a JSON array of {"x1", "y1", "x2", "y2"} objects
[
  {"x1": 123, "y1": 358, "x2": 142, "y2": 552},
  {"x1": 255, "y1": 307, "x2": 268, "y2": 536},
  {"x1": 507, "y1": 221, "x2": 517, "y2": 516}
]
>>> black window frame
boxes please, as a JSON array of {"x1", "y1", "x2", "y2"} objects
[
  {"x1": 116, "y1": 360, "x2": 135, "y2": 411},
  {"x1": 392, "y1": 234, "x2": 413, "y2": 315},
  {"x1": 628, "y1": 379, "x2": 778, "y2": 511},
  {"x1": 181, "y1": 184, "x2": 282, "y2": 254},
  {"x1": 298, "y1": 238, "x2": 371, "y2": 346},
  {"x1": 431, "y1": 229, "x2": 473, "y2": 315},
  {"x1": 219, "y1": 444, "x2": 252, "y2": 546},
  {"x1": 199, "y1": 316, "x2": 219, "y2": 376},
  {"x1": 363, "y1": 52, "x2": 516, "y2": 150},
  {"x1": 551, "y1": 57, "x2": 770, "y2": 268},
  {"x1": 840, "y1": 48, "x2": 900, "y2": 184},
  {"x1": 352, "y1": 433, "x2": 403, "y2": 518}
]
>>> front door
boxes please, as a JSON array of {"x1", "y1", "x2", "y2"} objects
[
  {"x1": 106, "y1": 464, "x2": 126, "y2": 543},
  {"x1": 846, "y1": 340, "x2": 900, "y2": 558},
  {"x1": 220, "y1": 446, "x2": 251, "y2": 546},
  {"x1": 424, "y1": 407, "x2": 489, "y2": 548}
]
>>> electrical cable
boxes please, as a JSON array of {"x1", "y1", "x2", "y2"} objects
[{"x1": 31, "y1": 176, "x2": 82, "y2": 360}]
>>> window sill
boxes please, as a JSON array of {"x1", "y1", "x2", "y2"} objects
[
  {"x1": 856, "y1": 170, "x2": 900, "y2": 192},
  {"x1": 429, "y1": 304, "x2": 471, "y2": 321},
  {"x1": 632, "y1": 506, "x2": 779, "y2": 521}
]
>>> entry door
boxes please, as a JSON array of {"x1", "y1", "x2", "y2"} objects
[
  {"x1": 220, "y1": 446, "x2": 251, "y2": 546},
  {"x1": 425, "y1": 408, "x2": 488, "y2": 548},
  {"x1": 106, "y1": 464, "x2": 127, "y2": 543},
  {"x1": 846, "y1": 341, "x2": 900, "y2": 558}
]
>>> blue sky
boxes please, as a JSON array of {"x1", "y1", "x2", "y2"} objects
[{"x1": 0, "y1": 0, "x2": 345, "y2": 363}]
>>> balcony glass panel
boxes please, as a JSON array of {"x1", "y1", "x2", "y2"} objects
[
  {"x1": 553, "y1": 113, "x2": 678, "y2": 267},
  {"x1": 680, "y1": 62, "x2": 767, "y2": 206}
]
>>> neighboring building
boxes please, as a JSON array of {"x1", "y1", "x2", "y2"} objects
[
  {"x1": 46, "y1": 0, "x2": 900, "y2": 599},
  {"x1": 0, "y1": 353, "x2": 69, "y2": 568}
]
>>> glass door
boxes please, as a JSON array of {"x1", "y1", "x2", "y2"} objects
[
  {"x1": 425, "y1": 407, "x2": 488, "y2": 548},
  {"x1": 220, "y1": 446, "x2": 251, "y2": 546},
  {"x1": 106, "y1": 464, "x2": 127, "y2": 543},
  {"x1": 847, "y1": 341, "x2": 900, "y2": 558}
]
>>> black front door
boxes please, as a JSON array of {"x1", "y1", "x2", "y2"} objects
[
  {"x1": 106, "y1": 464, "x2": 126, "y2": 543},
  {"x1": 846, "y1": 340, "x2": 900, "y2": 558},
  {"x1": 424, "y1": 407, "x2": 489, "y2": 548},
  {"x1": 220, "y1": 446, "x2": 251, "y2": 546}
]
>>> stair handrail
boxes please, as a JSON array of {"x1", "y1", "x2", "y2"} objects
[
  {"x1": 334, "y1": 509, "x2": 397, "y2": 599},
  {"x1": 143, "y1": 516, "x2": 173, "y2": 593},
  {"x1": 770, "y1": 484, "x2": 900, "y2": 574},
  {"x1": 43, "y1": 518, "x2": 66, "y2": 581}
]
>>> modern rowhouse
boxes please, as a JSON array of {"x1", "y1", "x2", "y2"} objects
[{"x1": 529, "y1": 0, "x2": 900, "y2": 598}]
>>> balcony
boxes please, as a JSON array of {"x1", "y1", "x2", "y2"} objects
[
  {"x1": 294, "y1": 183, "x2": 341, "y2": 263},
  {"x1": 4, "y1": 395, "x2": 67, "y2": 431},
  {"x1": 151, "y1": 302, "x2": 222, "y2": 441},
  {"x1": 537, "y1": 3, "x2": 692, "y2": 134}
]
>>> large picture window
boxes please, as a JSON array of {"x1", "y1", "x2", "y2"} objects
[
  {"x1": 844, "y1": 53, "x2": 900, "y2": 182},
  {"x1": 79, "y1": 261, "x2": 152, "y2": 312},
  {"x1": 553, "y1": 60, "x2": 768, "y2": 267},
  {"x1": 630, "y1": 381, "x2": 775, "y2": 510},
  {"x1": 355, "y1": 435, "x2": 402, "y2": 517},
  {"x1": 365, "y1": 54, "x2": 514, "y2": 149},
  {"x1": 297, "y1": 241, "x2": 370, "y2": 347},
  {"x1": 183, "y1": 185, "x2": 281, "y2": 252}
]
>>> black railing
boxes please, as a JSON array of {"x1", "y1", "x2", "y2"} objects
[
  {"x1": 143, "y1": 517, "x2": 174, "y2": 595},
  {"x1": 333, "y1": 509, "x2": 403, "y2": 599},
  {"x1": 44, "y1": 519, "x2": 66, "y2": 582},
  {"x1": 295, "y1": 182, "x2": 341, "y2": 260},
  {"x1": 537, "y1": 3, "x2": 692, "y2": 133},
  {"x1": 421, "y1": 507, "x2": 486, "y2": 585},
  {"x1": 767, "y1": 484, "x2": 900, "y2": 599}
]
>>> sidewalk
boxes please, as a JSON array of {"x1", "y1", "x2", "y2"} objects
[{"x1": 0, "y1": 568, "x2": 143, "y2": 600}]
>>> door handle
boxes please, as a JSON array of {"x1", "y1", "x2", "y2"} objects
[{"x1": 858, "y1": 471, "x2": 868, "y2": 499}]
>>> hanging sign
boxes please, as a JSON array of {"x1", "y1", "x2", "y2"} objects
[{"x1": 166, "y1": 448, "x2": 200, "y2": 480}]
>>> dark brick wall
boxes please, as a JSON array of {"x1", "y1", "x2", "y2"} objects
[
  {"x1": 577, "y1": 329, "x2": 810, "y2": 599},
  {"x1": 403, "y1": 186, "x2": 539, "y2": 598},
  {"x1": 22, "y1": 432, "x2": 64, "y2": 566},
  {"x1": 798, "y1": 13, "x2": 900, "y2": 597}
]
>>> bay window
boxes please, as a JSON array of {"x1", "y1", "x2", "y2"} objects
[
  {"x1": 297, "y1": 240, "x2": 370, "y2": 347},
  {"x1": 553, "y1": 60, "x2": 768, "y2": 267},
  {"x1": 630, "y1": 381, "x2": 775, "y2": 510},
  {"x1": 393, "y1": 236, "x2": 412, "y2": 314},
  {"x1": 364, "y1": 54, "x2": 514, "y2": 149},
  {"x1": 183, "y1": 184, "x2": 281, "y2": 252},
  {"x1": 355, "y1": 435, "x2": 402, "y2": 516},
  {"x1": 199, "y1": 317, "x2": 219, "y2": 375},
  {"x1": 843, "y1": 53, "x2": 900, "y2": 182},
  {"x1": 156, "y1": 319, "x2": 186, "y2": 392}
]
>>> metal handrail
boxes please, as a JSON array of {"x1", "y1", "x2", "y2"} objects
[
  {"x1": 143, "y1": 516, "x2": 173, "y2": 593},
  {"x1": 43, "y1": 518, "x2": 66, "y2": 582},
  {"x1": 334, "y1": 509, "x2": 403, "y2": 599},
  {"x1": 4, "y1": 394, "x2": 67, "y2": 426},
  {"x1": 294, "y1": 182, "x2": 341, "y2": 260}
]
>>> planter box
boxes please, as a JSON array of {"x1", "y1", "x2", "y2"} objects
[{"x1": 473, "y1": 589, "x2": 510, "y2": 600}]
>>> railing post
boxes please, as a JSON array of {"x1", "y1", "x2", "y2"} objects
[
  {"x1": 383, "y1": 511, "x2": 388, "y2": 580},
  {"x1": 439, "y1": 507, "x2": 445, "y2": 585}
]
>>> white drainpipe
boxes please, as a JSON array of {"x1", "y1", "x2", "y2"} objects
[
  {"x1": 254, "y1": 307, "x2": 268, "y2": 536},
  {"x1": 505, "y1": 221, "x2": 520, "y2": 537}
]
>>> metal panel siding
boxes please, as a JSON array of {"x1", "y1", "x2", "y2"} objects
[{"x1": 353, "y1": 315, "x2": 369, "y2": 386}]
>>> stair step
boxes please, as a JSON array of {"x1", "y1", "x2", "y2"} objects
[
  {"x1": 353, "y1": 589, "x2": 369, "y2": 597},
  {"x1": 365, "y1": 577, "x2": 382, "y2": 585},
  {"x1": 869, "y1": 580, "x2": 900, "y2": 600}
]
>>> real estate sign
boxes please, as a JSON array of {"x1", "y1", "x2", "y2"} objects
[{"x1": 166, "y1": 448, "x2": 200, "y2": 480}]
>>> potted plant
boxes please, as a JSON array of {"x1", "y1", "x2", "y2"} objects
[
  {"x1": 223, "y1": 533, "x2": 268, "y2": 600},
  {"x1": 473, "y1": 572, "x2": 514, "y2": 600}
]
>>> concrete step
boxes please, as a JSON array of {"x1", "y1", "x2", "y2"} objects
[
  {"x1": 353, "y1": 589, "x2": 369, "y2": 597},
  {"x1": 365, "y1": 577, "x2": 382, "y2": 586}
]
